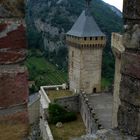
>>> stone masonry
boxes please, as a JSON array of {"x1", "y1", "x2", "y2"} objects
[
  {"x1": 117, "y1": 0, "x2": 140, "y2": 136},
  {"x1": 111, "y1": 33, "x2": 125, "y2": 128},
  {"x1": 0, "y1": 0, "x2": 29, "y2": 138}
]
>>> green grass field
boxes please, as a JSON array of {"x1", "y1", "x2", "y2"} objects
[{"x1": 25, "y1": 56, "x2": 68, "y2": 87}]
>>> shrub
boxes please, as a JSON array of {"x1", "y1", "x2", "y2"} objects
[{"x1": 48, "y1": 103, "x2": 77, "y2": 124}]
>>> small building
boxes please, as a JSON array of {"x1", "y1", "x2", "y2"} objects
[{"x1": 66, "y1": 0, "x2": 106, "y2": 94}]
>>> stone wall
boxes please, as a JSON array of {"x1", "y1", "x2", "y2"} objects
[
  {"x1": 80, "y1": 47, "x2": 103, "y2": 93},
  {"x1": 0, "y1": 0, "x2": 29, "y2": 138},
  {"x1": 55, "y1": 92, "x2": 103, "y2": 134},
  {"x1": 68, "y1": 45, "x2": 103, "y2": 94},
  {"x1": 68, "y1": 46, "x2": 81, "y2": 93},
  {"x1": 55, "y1": 95, "x2": 79, "y2": 112},
  {"x1": 67, "y1": 35, "x2": 106, "y2": 94},
  {"x1": 79, "y1": 93, "x2": 101, "y2": 134},
  {"x1": 117, "y1": 0, "x2": 140, "y2": 136}
]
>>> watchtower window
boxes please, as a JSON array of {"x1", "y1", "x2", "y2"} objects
[
  {"x1": 101, "y1": 36, "x2": 103, "y2": 40},
  {"x1": 90, "y1": 37, "x2": 92, "y2": 40},
  {"x1": 95, "y1": 37, "x2": 98, "y2": 40},
  {"x1": 84, "y1": 37, "x2": 87, "y2": 40}
]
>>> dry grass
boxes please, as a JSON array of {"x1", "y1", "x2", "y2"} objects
[
  {"x1": 47, "y1": 90, "x2": 73, "y2": 101},
  {"x1": 50, "y1": 114, "x2": 86, "y2": 140},
  {"x1": 0, "y1": 123, "x2": 28, "y2": 140}
]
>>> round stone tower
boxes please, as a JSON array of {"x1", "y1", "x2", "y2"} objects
[{"x1": 66, "y1": 0, "x2": 106, "y2": 94}]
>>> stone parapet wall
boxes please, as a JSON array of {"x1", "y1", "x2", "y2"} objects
[
  {"x1": 111, "y1": 33, "x2": 124, "y2": 128},
  {"x1": 111, "y1": 33, "x2": 124, "y2": 58},
  {"x1": 55, "y1": 95, "x2": 79, "y2": 112},
  {"x1": 69, "y1": 45, "x2": 103, "y2": 93},
  {"x1": 79, "y1": 93, "x2": 104, "y2": 134},
  {"x1": 55, "y1": 92, "x2": 104, "y2": 134},
  {"x1": 66, "y1": 36, "x2": 106, "y2": 46}
]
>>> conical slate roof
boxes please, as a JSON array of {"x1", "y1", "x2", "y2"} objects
[{"x1": 67, "y1": 10, "x2": 105, "y2": 37}]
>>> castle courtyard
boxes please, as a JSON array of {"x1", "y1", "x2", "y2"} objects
[{"x1": 87, "y1": 93, "x2": 113, "y2": 129}]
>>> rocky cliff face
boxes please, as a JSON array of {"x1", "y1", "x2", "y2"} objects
[{"x1": 26, "y1": 0, "x2": 123, "y2": 52}]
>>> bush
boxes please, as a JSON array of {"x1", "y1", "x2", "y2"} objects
[{"x1": 48, "y1": 103, "x2": 77, "y2": 124}]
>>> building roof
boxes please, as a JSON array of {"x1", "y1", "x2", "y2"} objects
[{"x1": 67, "y1": 10, "x2": 105, "y2": 37}]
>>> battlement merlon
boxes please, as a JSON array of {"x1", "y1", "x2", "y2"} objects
[
  {"x1": 66, "y1": 36, "x2": 106, "y2": 47},
  {"x1": 111, "y1": 33, "x2": 125, "y2": 58}
]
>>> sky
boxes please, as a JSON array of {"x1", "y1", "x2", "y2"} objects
[{"x1": 102, "y1": 0, "x2": 123, "y2": 11}]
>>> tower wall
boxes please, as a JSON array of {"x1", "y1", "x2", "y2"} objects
[
  {"x1": 69, "y1": 46, "x2": 81, "y2": 93},
  {"x1": 80, "y1": 46, "x2": 103, "y2": 93},
  {"x1": 68, "y1": 44, "x2": 104, "y2": 94}
]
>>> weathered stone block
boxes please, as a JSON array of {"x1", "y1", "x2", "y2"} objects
[
  {"x1": 118, "y1": 103, "x2": 140, "y2": 136},
  {"x1": 0, "y1": 66, "x2": 28, "y2": 107},
  {"x1": 0, "y1": 23, "x2": 27, "y2": 64},
  {"x1": 123, "y1": 0, "x2": 140, "y2": 22},
  {"x1": 123, "y1": 24, "x2": 140, "y2": 49},
  {"x1": 0, "y1": 0, "x2": 25, "y2": 18},
  {"x1": 121, "y1": 51, "x2": 140, "y2": 79},
  {"x1": 0, "y1": 49, "x2": 27, "y2": 64},
  {"x1": 120, "y1": 75, "x2": 140, "y2": 106}
]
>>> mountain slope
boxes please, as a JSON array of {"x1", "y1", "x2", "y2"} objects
[
  {"x1": 26, "y1": 0, "x2": 123, "y2": 49},
  {"x1": 26, "y1": 0, "x2": 123, "y2": 86}
]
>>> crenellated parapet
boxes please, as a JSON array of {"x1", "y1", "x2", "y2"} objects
[
  {"x1": 66, "y1": 35, "x2": 106, "y2": 47},
  {"x1": 79, "y1": 92, "x2": 104, "y2": 133}
]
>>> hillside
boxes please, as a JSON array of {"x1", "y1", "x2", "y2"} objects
[{"x1": 25, "y1": 0, "x2": 123, "y2": 89}]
